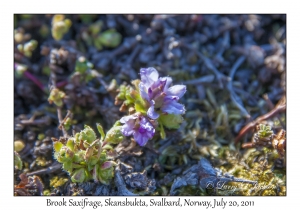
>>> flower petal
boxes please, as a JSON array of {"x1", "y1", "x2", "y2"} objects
[
  {"x1": 147, "y1": 104, "x2": 159, "y2": 119},
  {"x1": 139, "y1": 82, "x2": 150, "y2": 101},
  {"x1": 133, "y1": 117, "x2": 155, "y2": 146},
  {"x1": 140, "y1": 67, "x2": 159, "y2": 88},
  {"x1": 160, "y1": 77, "x2": 172, "y2": 91},
  {"x1": 161, "y1": 100, "x2": 186, "y2": 115},
  {"x1": 134, "y1": 132, "x2": 148, "y2": 146},
  {"x1": 121, "y1": 122, "x2": 135, "y2": 136},
  {"x1": 164, "y1": 95, "x2": 179, "y2": 101},
  {"x1": 120, "y1": 114, "x2": 138, "y2": 136},
  {"x1": 166, "y1": 85, "x2": 186, "y2": 98},
  {"x1": 120, "y1": 114, "x2": 138, "y2": 123}
]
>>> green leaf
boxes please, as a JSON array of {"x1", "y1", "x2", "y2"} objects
[
  {"x1": 125, "y1": 91, "x2": 134, "y2": 103},
  {"x1": 104, "y1": 126, "x2": 124, "y2": 144},
  {"x1": 62, "y1": 161, "x2": 73, "y2": 172},
  {"x1": 14, "y1": 151, "x2": 23, "y2": 170},
  {"x1": 72, "y1": 162, "x2": 85, "y2": 168},
  {"x1": 66, "y1": 139, "x2": 74, "y2": 151},
  {"x1": 89, "y1": 20, "x2": 103, "y2": 36},
  {"x1": 98, "y1": 166, "x2": 114, "y2": 185},
  {"x1": 98, "y1": 29, "x2": 121, "y2": 48},
  {"x1": 159, "y1": 114, "x2": 183, "y2": 129},
  {"x1": 159, "y1": 122, "x2": 166, "y2": 139},
  {"x1": 88, "y1": 156, "x2": 99, "y2": 166},
  {"x1": 96, "y1": 123, "x2": 105, "y2": 141},
  {"x1": 93, "y1": 165, "x2": 99, "y2": 182},
  {"x1": 53, "y1": 142, "x2": 63, "y2": 153},
  {"x1": 81, "y1": 125, "x2": 97, "y2": 143},
  {"x1": 102, "y1": 144, "x2": 114, "y2": 150},
  {"x1": 134, "y1": 100, "x2": 147, "y2": 114},
  {"x1": 99, "y1": 151, "x2": 107, "y2": 164},
  {"x1": 71, "y1": 168, "x2": 86, "y2": 183},
  {"x1": 73, "y1": 151, "x2": 85, "y2": 163}
]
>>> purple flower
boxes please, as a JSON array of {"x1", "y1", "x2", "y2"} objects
[
  {"x1": 139, "y1": 67, "x2": 186, "y2": 119},
  {"x1": 120, "y1": 113, "x2": 155, "y2": 146}
]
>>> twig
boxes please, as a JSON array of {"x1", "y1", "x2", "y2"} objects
[
  {"x1": 197, "y1": 51, "x2": 229, "y2": 88},
  {"x1": 26, "y1": 162, "x2": 62, "y2": 176},
  {"x1": 20, "y1": 117, "x2": 51, "y2": 125},
  {"x1": 109, "y1": 37, "x2": 139, "y2": 59},
  {"x1": 58, "y1": 110, "x2": 72, "y2": 130},
  {"x1": 56, "y1": 107, "x2": 68, "y2": 137},
  {"x1": 182, "y1": 75, "x2": 215, "y2": 85},
  {"x1": 180, "y1": 43, "x2": 229, "y2": 88},
  {"x1": 216, "y1": 31, "x2": 230, "y2": 57},
  {"x1": 234, "y1": 97, "x2": 286, "y2": 144},
  {"x1": 119, "y1": 44, "x2": 141, "y2": 79},
  {"x1": 263, "y1": 94, "x2": 285, "y2": 129},
  {"x1": 226, "y1": 56, "x2": 249, "y2": 118},
  {"x1": 24, "y1": 71, "x2": 45, "y2": 92},
  {"x1": 56, "y1": 80, "x2": 68, "y2": 88},
  {"x1": 50, "y1": 70, "x2": 68, "y2": 138}
]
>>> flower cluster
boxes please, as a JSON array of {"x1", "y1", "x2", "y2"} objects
[
  {"x1": 53, "y1": 67, "x2": 186, "y2": 184},
  {"x1": 119, "y1": 67, "x2": 186, "y2": 146},
  {"x1": 139, "y1": 67, "x2": 186, "y2": 119},
  {"x1": 120, "y1": 113, "x2": 155, "y2": 146}
]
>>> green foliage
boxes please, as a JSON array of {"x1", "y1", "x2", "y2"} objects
[
  {"x1": 257, "y1": 124, "x2": 273, "y2": 138},
  {"x1": 63, "y1": 117, "x2": 74, "y2": 131},
  {"x1": 79, "y1": 19, "x2": 121, "y2": 50},
  {"x1": 74, "y1": 57, "x2": 97, "y2": 83},
  {"x1": 48, "y1": 88, "x2": 65, "y2": 107},
  {"x1": 104, "y1": 121, "x2": 124, "y2": 144},
  {"x1": 17, "y1": 39, "x2": 38, "y2": 57},
  {"x1": 53, "y1": 124, "x2": 121, "y2": 184},
  {"x1": 115, "y1": 82, "x2": 148, "y2": 114},
  {"x1": 159, "y1": 114, "x2": 183, "y2": 129},
  {"x1": 50, "y1": 176, "x2": 68, "y2": 188},
  {"x1": 51, "y1": 15, "x2": 72, "y2": 41},
  {"x1": 14, "y1": 63, "x2": 27, "y2": 78},
  {"x1": 97, "y1": 29, "x2": 122, "y2": 48},
  {"x1": 75, "y1": 57, "x2": 89, "y2": 74},
  {"x1": 14, "y1": 140, "x2": 25, "y2": 152},
  {"x1": 14, "y1": 151, "x2": 23, "y2": 170}
]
